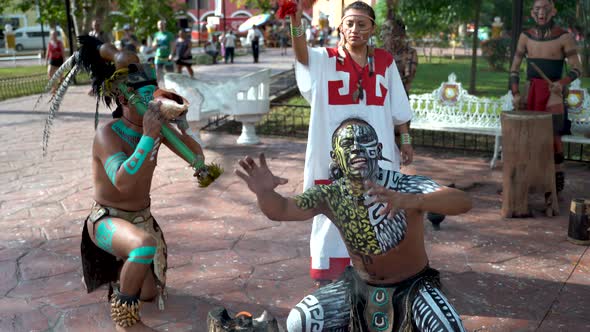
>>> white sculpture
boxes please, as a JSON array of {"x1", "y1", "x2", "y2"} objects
[{"x1": 164, "y1": 68, "x2": 271, "y2": 145}]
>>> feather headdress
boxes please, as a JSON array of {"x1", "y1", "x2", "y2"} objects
[{"x1": 41, "y1": 36, "x2": 117, "y2": 155}]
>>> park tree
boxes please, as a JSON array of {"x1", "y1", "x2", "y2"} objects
[
  {"x1": 229, "y1": 0, "x2": 274, "y2": 14},
  {"x1": 116, "y1": 0, "x2": 179, "y2": 41}
]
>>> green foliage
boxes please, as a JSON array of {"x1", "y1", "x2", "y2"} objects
[
  {"x1": 229, "y1": 0, "x2": 273, "y2": 14},
  {"x1": 481, "y1": 37, "x2": 511, "y2": 71},
  {"x1": 117, "y1": 0, "x2": 179, "y2": 41},
  {"x1": 11, "y1": 0, "x2": 68, "y2": 28}
]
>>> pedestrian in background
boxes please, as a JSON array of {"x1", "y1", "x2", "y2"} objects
[
  {"x1": 46, "y1": 30, "x2": 64, "y2": 93},
  {"x1": 152, "y1": 20, "x2": 175, "y2": 83},
  {"x1": 247, "y1": 26, "x2": 263, "y2": 63},
  {"x1": 173, "y1": 30, "x2": 194, "y2": 78},
  {"x1": 223, "y1": 30, "x2": 237, "y2": 64}
]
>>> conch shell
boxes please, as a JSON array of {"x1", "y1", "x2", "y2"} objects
[{"x1": 153, "y1": 88, "x2": 190, "y2": 120}]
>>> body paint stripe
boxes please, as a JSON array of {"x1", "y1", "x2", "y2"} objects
[
  {"x1": 104, "y1": 152, "x2": 127, "y2": 185},
  {"x1": 127, "y1": 245, "x2": 156, "y2": 264},
  {"x1": 128, "y1": 246, "x2": 156, "y2": 258},
  {"x1": 123, "y1": 136, "x2": 154, "y2": 175},
  {"x1": 127, "y1": 257, "x2": 154, "y2": 264},
  {"x1": 95, "y1": 219, "x2": 116, "y2": 254}
]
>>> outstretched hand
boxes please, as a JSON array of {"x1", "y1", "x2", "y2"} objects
[
  {"x1": 235, "y1": 153, "x2": 288, "y2": 195},
  {"x1": 365, "y1": 180, "x2": 417, "y2": 218}
]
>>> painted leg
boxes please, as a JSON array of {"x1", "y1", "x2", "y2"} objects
[
  {"x1": 87, "y1": 218, "x2": 158, "y2": 331},
  {"x1": 411, "y1": 280, "x2": 466, "y2": 332}
]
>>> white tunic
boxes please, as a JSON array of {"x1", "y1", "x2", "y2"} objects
[{"x1": 296, "y1": 46, "x2": 413, "y2": 280}]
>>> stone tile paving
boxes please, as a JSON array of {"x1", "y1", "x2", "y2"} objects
[{"x1": 1, "y1": 49, "x2": 590, "y2": 331}]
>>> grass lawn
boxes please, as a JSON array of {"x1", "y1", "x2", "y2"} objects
[
  {"x1": 282, "y1": 56, "x2": 590, "y2": 104},
  {"x1": 0, "y1": 65, "x2": 47, "y2": 78}
]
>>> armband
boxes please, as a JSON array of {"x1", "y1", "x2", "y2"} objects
[
  {"x1": 290, "y1": 25, "x2": 304, "y2": 38},
  {"x1": 400, "y1": 133, "x2": 412, "y2": 145},
  {"x1": 510, "y1": 71, "x2": 520, "y2": 94},
  {"x1": 559, "y1": 68, "x2": 581, "y2": 87}
]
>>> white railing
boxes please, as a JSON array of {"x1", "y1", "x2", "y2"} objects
[{"x1": 409, "y1": 73, "x2": 590, "y2": 168}]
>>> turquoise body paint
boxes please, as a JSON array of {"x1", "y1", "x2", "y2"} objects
[
  {"x1": 123, "y1": 136, "x2": 154, "y2": 175},
  {"x1": 96, "y1": 219, "x2": 116, "y2": 254},
  {"x1": 112, "y1": 119, "x2": 142, "y2": 148},
  {"x1": 104, "y1": 152, "x2": 127, "y2": 185},
  {"x1": 128, "y1": 246, "x2": 156, "y2": 264}
]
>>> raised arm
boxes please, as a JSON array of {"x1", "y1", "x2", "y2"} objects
[
  {"x1": 366, "y1": 180, "x2": 472, "y2": 217},
  {"x1": 235, "y1": 154, "x2": 321, "y2": 221},
  {"x1": 94, "y1": 104, "x2": 163, "y2": 195},
  {"x1": 289, "y1": 2, "x2": 309, "y2": 66}
]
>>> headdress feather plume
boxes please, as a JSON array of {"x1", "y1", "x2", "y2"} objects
[
  {"x1": 42, "y1": 63, "x2": 80, "y2": 155},
  {"x1": 41, "y1": 35, "x2": 116, "y2": 155},
  {"x1": 33, "y1": 54, "x2": 78, "y2": 111}
]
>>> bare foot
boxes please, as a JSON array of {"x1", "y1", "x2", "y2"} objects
[{"x1": 115, "y1": 321, "x2": 157, "y2": 332}]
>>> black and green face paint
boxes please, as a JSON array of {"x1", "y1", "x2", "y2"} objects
[{"x1": 332, "y1": 122, "x2": 380, "y2": 181}]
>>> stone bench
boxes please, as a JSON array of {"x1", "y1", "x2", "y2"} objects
[
  {"x1": 164, "y1": 68, "x2": 271, "y2": 146},
  {"x1": 409, "y1": 73, "x2": 590, "y2": 168}
]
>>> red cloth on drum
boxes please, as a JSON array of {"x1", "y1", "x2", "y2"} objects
[
  {"x1": 527, "y1": 78, "x2": 551, "y2": 112},
  {"x1": 526, "y1": 78, "x2": 563, "y2": 154}
]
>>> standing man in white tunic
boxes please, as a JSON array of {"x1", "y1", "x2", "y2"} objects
[{"x1": 289, "y1": 0, "x2": 414, "y2": 285}]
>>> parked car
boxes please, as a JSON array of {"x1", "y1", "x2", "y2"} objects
[{"x1": 13, "y1": 25, "x2": 66, "y2": 52}]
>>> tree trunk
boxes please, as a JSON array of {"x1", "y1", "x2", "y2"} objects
[
  {"x1": 501, "y1": 111, "x2": 559, "y2": 218},
  {"x1": 386, "y1": 0, "x2": 399, "y2": 21},
  {"x1": 468, "y1": 0, "x2": 482, "y2": 94},
  {"x1": 579, "y1": 0, "x2": 590, "y2": 76},
  {"x1": 509, "y1": 0, "x2": 524, "y2": 89}
]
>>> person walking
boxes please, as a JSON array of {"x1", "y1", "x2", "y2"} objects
[
  {"x1": 46, "y1": 30, "x2": 64, "y2": 82},
  {"x1": 152, "y1": 20, "x2": 175, "y2": 83},
  {"x1": 223, "y1": 30, "x2": 237, "y2": 64},
  {"x1": 247, "y1": 26, "x2": 263, "y2": 63},
  {"x1": 173, "y1": 30, "x2": 194, "y2": 78}
]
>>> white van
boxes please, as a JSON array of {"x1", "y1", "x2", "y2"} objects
[{"x1": 14, "y1": 25, "x2": 66, "y2": 51}]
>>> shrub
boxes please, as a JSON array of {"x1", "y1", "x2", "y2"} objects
[{"x1": 481, "y1": 37, "x2": 511, "y2": 71}]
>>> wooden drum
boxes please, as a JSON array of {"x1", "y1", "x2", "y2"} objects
[
  {"x1": 568, "y1": 199, "x2": 590, "y2": 245},
  {"x1": 501, "y1": 111, "x2": 559, "y2": 218}
]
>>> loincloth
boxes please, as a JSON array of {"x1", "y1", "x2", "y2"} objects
[
  {"x1": 81, "y1": 202, "x2": 168, "y2": 308},
  {"x1": 345, "y1": 266, "x2": 441, "y2": 332}
]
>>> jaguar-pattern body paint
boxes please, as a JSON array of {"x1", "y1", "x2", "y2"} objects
[{"x1": 295, "y1": 169, "x2": 440, "y2": 255}]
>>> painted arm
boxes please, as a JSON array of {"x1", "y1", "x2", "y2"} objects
[
  {"x1": 366, "y1": 180, "x2": 472, "y2": 217},
  {"x1": 95, "y1": 104, "x2": 163, "y2": 194},
  {"x1": 289, "y1": 2, "x2": 309, "y2": 66},
  {"x1": 235, "y1": 154, "x2": 320, "y2": 221},
  {"x1": 509, "y1": 33, "x2": 527, "y2": 108},
  {"x1": 559, "y1": 33, "x2": 583, "y2": 87}
]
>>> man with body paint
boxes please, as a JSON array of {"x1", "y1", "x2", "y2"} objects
[
  {"x1": 289, "y1": 0, "x2": 414, "y2": 287},
  {"x1": 236, "y1": 118, "x2": 472, "y2": 332},
  {"x1": 65, "y1": 37, "x2": 205, "y2": 331},
  {"x1": 509, "y1": 0, "x2": 582, "y2": 194}
]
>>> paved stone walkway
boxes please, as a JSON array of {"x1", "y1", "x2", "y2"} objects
[{"x1": 1, "y1": 48, "x2": 590, "y2": 331}]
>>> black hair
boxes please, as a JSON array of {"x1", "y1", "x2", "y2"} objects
[{"x1": 342, "y1": 1, "x2": 376, "y2": 24}]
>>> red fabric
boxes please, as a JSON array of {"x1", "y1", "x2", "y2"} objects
[
  {"x1": 325, "y1": 47, "x2": 394, "y2": 106},
  {"x1": 276, "y1": 0, "x2": 297, "y2": 19},
  {"x1": 47, "y1": 41, "x2": 64, "y2": 60},
  {"x1": 527, "y1": 78, "x2": 551, "y2": 112},
  {"x1": 314, "y1": 179, "x2": 332, "y2": 185},
  {"x1": 310, "y1": 257, "x2": 351, "y2": 280},
  {"x1": 527, "y1": 78, "x2": 563, "y2": 154}
]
